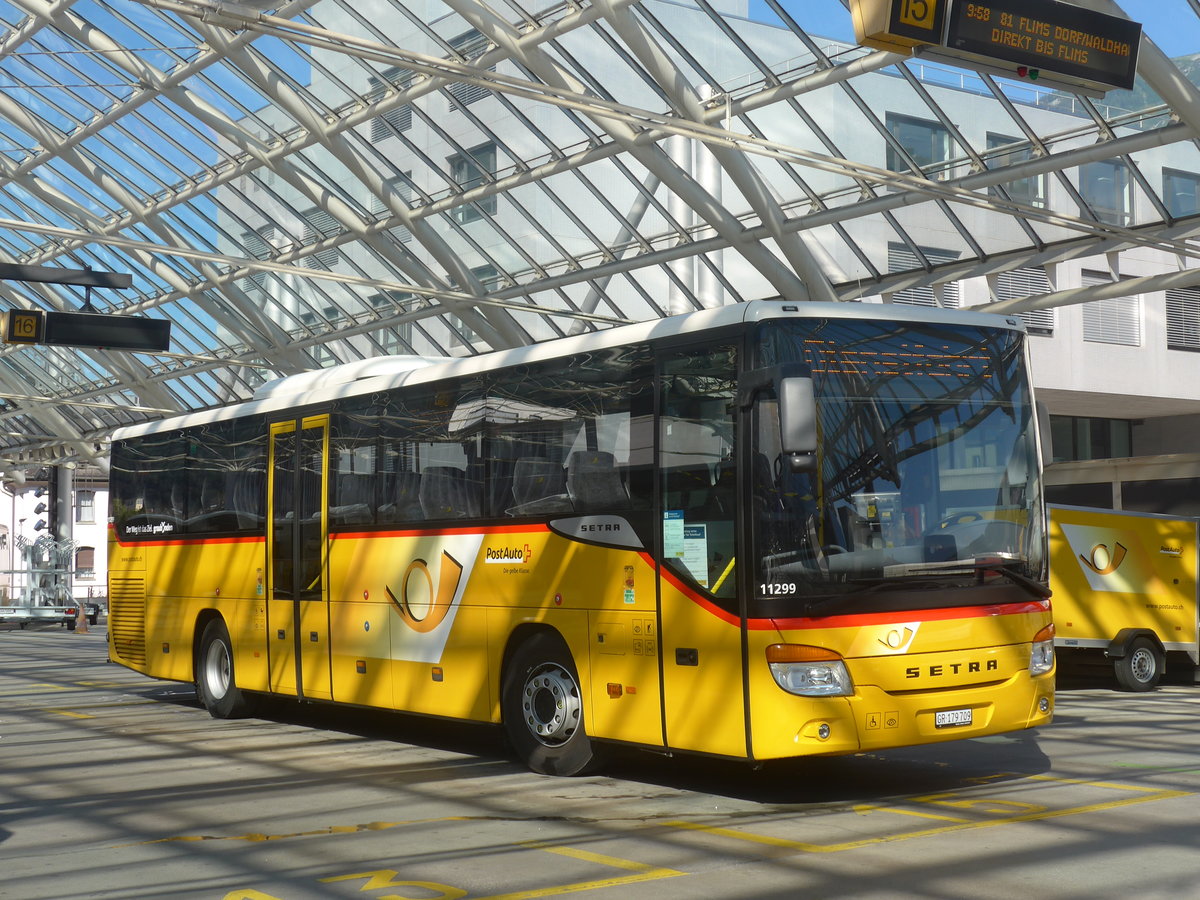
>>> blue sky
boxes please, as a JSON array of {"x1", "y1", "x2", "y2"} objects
[{"x1": 763, "y1": 1, "x2": 1199, "y2": 59}]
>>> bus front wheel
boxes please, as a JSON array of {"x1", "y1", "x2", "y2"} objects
[
  {"x1": 502, "y1": 632, "x2": 601, "y2": 776},
  {"x1": 1113, "y1": 636, "x2": 1164, "y2": 692},
  {"x1": 196, "y1": 619, "x2": 253, "y2": 718}
]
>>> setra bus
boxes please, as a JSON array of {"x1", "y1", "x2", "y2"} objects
[{"x1": 107, "y1": 300, "x2": 1055, "y2": 775}]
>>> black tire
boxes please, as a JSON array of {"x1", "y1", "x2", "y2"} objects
[
  {"x1": 196, "y1": 619, "x2": 253, "y2": 718},
  {"x1": 502, "y1": 632, "x2": 602, "y2": 776},
  {"x1": 65, "y1": 618, "x2": 76, "y2": 632},
  {"x1": 1114, "y1": 636, "x2": 1164, "y2": 692}
]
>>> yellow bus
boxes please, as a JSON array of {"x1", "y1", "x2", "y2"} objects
[{"x1": 107, "y1": 301, "x2": 1055, "y2": 775}]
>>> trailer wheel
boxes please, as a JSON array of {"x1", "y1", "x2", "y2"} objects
[
  {"x1": 1114, "y1": 636, "x2": 1164, "y2": 692},
  {"x1": 196, "y1": 619, "x2": 253, "y2": 718},
  {"x1": 502, "y1": 632, "x2": 601, "y2": 776}
]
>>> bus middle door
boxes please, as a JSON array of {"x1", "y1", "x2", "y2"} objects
[
  {"x1": 267, "y1": 416, "x2": 333, "y2": 700},
  {"x1": 657, "y1": 342, "x2": 748, "y2": 759}
]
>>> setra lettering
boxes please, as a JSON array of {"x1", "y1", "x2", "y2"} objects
[{"x1": 905, "y1": 659, "x2": 998, "y2": 679}]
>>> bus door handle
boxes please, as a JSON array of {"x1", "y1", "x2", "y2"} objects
[{"x1": 676, "y1": 648, "x2": 698, "y2": 666}]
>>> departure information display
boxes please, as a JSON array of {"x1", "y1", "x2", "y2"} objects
[
  {"x1": 945, "y1": 0, "x2": 1141, "y2": 90},
  {"x1": 850, "y1": 0, "x2": 1141, "y2": 94}
]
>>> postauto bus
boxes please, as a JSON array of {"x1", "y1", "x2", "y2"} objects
[{"x1": 107, "y1": 301, "x2": 1054, "y2": 774}]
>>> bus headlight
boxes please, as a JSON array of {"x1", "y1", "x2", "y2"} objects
[
  {"x1": 1030, "y1": 624, "x2": 1055, "y2": 677},
  {"x1": 767, "y1": 644, "x2": 853, "y2": 697}
]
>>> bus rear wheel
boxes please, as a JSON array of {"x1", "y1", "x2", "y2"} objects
[
  {"x1": 1113, "y1": 636, "x2": 1164, "y2": 692},
  {"x1": 196, "y1": 619, "x2": 253, "y2": 718},
  {"x1": 502, "y1": 632, "x2": 601, "y2": 776}
]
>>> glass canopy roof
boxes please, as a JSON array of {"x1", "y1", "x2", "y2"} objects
[{"x1": 0, "y1": 0, "x2": 1196, "y2": 474}]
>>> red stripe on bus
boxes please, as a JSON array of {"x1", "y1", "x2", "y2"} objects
[
  {"x1": 653, "y1": 554, "x2": 1048, "y2": 630},
  {"x1": 332, "y1": 523, "x2": 552, "y2": 540},
  {"x1": 109, "y1": 529, "x2": 265, "y2": 549},
  {"x1": 767, "y1": 600, "x2": 1051, "y2": 631}
]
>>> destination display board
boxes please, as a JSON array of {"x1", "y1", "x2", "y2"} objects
[
  {"x1": 946, "y1": 0, "x2": 1141, "y2": 91},
  {"x1": 849, "y1": 0, "x2": 1141, "y2": 95}
]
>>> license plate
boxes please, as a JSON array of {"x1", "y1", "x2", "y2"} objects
[{"x1": 935, "y1": 708, "x2": 973, "y2": 728}]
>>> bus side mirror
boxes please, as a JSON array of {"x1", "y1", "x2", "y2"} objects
[{"x1": 779, "y1": 375, "x2": 817, "y2": 473}]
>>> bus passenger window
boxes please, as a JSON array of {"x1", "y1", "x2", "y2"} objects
[{"x1": 660, "y1": 344, "x2": 738, "y2": 596}]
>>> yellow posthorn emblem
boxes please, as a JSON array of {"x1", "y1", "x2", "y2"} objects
[
  {"x1": 1080, "y1": 541, "x2": 1127, "y2": 576},
  {"x1": 386, "y1": 551, "x2": 464, "y2": 633}
]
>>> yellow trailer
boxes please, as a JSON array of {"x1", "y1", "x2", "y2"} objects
[{"x1": 1049, "y1": 504, "x2": 1200, "y2": 691}]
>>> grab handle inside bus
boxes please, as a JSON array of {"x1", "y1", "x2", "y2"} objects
[{"x1": 739, "y1": 362, "x2": 818, "y2": 473}]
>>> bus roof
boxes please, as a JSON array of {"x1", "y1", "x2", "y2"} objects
[{"x1": 110, "y1": 300, "x2": 1026, "y2": 441}]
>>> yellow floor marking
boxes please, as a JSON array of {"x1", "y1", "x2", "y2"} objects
[
  {"x1": 853, "y1": 803, "x2": 971, "y2": 823},
  {"x1": 666, "y1": 779, "x2": 1191, "y2": 854},
  {"x1": 75, "y1": 681, "x2": 134, "y2": 688},
  {"x1": 120, "y1": 818, "x2": 467, "y2": 847},
  {"x1": 472, "y1": 843, "x2": 685, "y2": 900},
  {"x1": 47, "y1": 709, "x2": 94, "y2": 719}
]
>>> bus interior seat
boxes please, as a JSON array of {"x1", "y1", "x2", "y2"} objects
[
  {"x1": 566, "y1": 450, "x2": 628, "y2": 512},
  {"x1": 705, "y1": 461, "x2": 736, "y2": 517},
  {"x1": 227, "y1": 470, "x2": 265, "y2": 528},
  {"x1": 666, "y1": 465, "x2": 713, "y2": 515},
  {"x1": 420, "y1": 466, "x2": 482, "y2": 519},
  {"x1": 329, "y1": 472, "x2": 375, "y2": 524},
  {"x1": 381, "y1": 470, "x2": 423, "y2": 521},
  {"x1": 506, "y1": 457, "x2": 571, "y2": 516}
]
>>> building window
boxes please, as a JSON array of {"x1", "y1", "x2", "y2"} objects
[
  {"x1": 886, "y1": 113, "x2": 953, "y2": 178},
  {"x1": 373, "y1": 174, "x2": 414, "y2": 244},
  {"x1": 1048, "y1": 416, "x2": 1132, "y2": 463},
  {"x1": 369, "y1": 291, "x2": 416, "y2": 354},
  {"x1": 1080, "y1": 159, "x2": 1132, "y2": 225},
  {"x1": 75, "y1": 546, "x2": 96, "y2": 581},
  {"x1": 447, "y1": 30, "x2": 492, "y2": 107},
  {"x1": 1081, "y1": 271, "x2": 1140, "y2": 346},
  {"x1": 239, "y1": 225, "x2": 276, "y2": 290},
  {"x1": 75, "y1": 490, "x2": 95, "y2": 524},
  {"x1": 448, "y1": 143, "x2": 497, "y2": 223},
  {"x1": 1167, "y1": 286, "x2": 1200, "y2": 352},
  {"x1": 1163, "y1": 168, "x2": 1200, "y2": 219},
  {"x1": 303, "y1": 208, "x2": 341, "y2": 269},
  {"x1": 369, "y1": 66, "x2": 414, "y2": 142},
  {"x1": 887, "y1": 243, "x2": 960, "y2": 307},
  {"x1": 987, "y1": 133, "x2": 1046, "y2": 208},
  {"x1": 995, "y1": 266, "x2": 1054, "y2": 335}
]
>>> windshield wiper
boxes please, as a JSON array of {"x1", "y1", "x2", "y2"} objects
[{"x1": 973, "y1": 557, "x2": 1051, "y2": 599}]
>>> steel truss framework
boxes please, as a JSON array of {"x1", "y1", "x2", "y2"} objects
[{"x1": 0, "y1": 0, "x2": 1196, "y2": 474}]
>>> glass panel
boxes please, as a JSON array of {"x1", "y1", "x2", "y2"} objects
[
  {"x1": 272, "y1": 429, "x2": 297, "y2": 601},
  {"x1": 1080, "y1": 160, "x2": 1131, "y2": 225},
  {"x1": 886, "y1": 113, "x2": 953, "y2": 176},
  {"x1": 298, "y1": 426, "x2": 326, "y2": 601},
  {"x1": 1163, "y1": 168, "x2": 1200, "y2": 219},
  {"x1": 660, "y1": 344, "x2": 738, "y2": 598},
  {"x1": 987, "y1": 134, "x2": 1046, "y2": 208},
  {"x1": 752, "y1": 318, "x2": 1043, "y2": 612}
]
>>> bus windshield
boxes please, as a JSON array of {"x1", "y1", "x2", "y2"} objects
[{"x1": 752, "y1": 316, "x2": 1044, "y2": 610}]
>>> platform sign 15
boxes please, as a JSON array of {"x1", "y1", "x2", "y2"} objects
[{"x1": 852, "y1": 0, "x2": 947, "y2": 52}]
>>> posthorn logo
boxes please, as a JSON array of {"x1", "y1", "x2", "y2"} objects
[{"x1": 1079, "y1": 541, "x2": 1127, "y2": 576}]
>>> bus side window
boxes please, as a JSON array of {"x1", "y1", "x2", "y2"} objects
[{"x1": 660, "y1": 344, "x2": 738, "y2": 595}]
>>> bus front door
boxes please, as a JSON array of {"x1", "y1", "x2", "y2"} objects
[{"x1": 267, "y1": 416, "x2": 333, "y2": 700}]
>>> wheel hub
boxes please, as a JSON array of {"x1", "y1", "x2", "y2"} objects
[
  {"x1": 521, "y1": 663, "x2": 580, "y2": 747},
  {"x1": 1130, "y1": 648, "x2": 1155, "y2": 682},
  {"x1": 205, "y1": 641, "x2": 231, "y2": 700}
]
